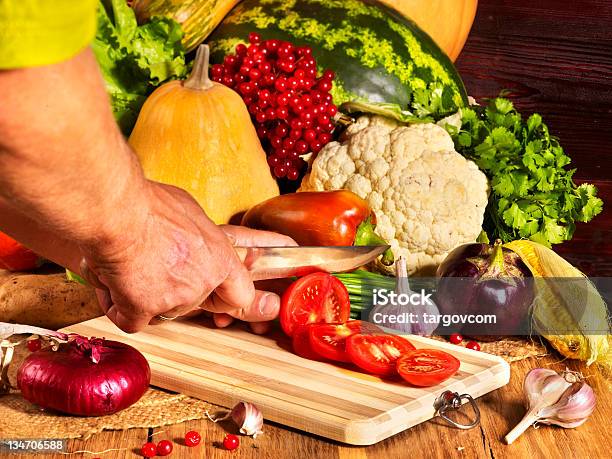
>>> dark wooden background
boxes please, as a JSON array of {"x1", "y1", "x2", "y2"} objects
[{"x1": 455, "y1": 0, "x2": 612, "y2": 276}]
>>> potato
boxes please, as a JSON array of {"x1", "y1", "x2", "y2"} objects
[{"x1": 0, "y1": 270, "x2": 102, "y2": 329}]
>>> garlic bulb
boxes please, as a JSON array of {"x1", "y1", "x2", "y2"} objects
[
  {"x1": 368, "y1": 258, "x2": 439, "y2": 335},
  {"x1": 206, "y1": 401, "x2": 264, "y2": 438},
  {"x1": 505, "y1": 368, "x2": 596, "y2": 444}
]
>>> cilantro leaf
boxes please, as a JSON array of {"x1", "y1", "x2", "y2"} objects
[{"x1": 445, "y1": 97, "x2": 603, "y2": 246}]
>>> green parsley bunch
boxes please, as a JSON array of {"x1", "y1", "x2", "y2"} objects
[{"x1": 450, "y1": 98, "x2": 602, "y2": 246}]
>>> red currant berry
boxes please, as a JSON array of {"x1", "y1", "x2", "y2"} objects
[
  {"x1": 303, "y1": 129, "x2": 317, "y2": 143},
  {"x1": 27, "y1": 338, "x2": 42, "y2": 352},
  {"x1": 235, "y1": 43, "x2": 247, "y2": 56},
  {"x1": 274, "y1": 124, "x2": 289, "y2": 137},
  {"x1": 278, "y1": 45, "x2": 294, "y2": 59},
  {"x1": 290, "y1": 118, "x2": 303, "y2": 130},
  {"x1": 288, "y1": 150, "x2": 300, "y2": 159},
  {"x1": 324, "y1": 93, "x2": 333, "y2": 103},
  {"x1": 270, "y1": 136, "x2": 283, "y2": 149},
  {"x1": 310, "y1": 141, "x2": 323, "y2": 153},
  {"x1": 249, "y1": 32, "x2": 262, "y2": 44},
  {"x1": 221, "y1": 75, "x2": 235, "y2": 87},
  {"x1": 278, "y1": 61, "x2": 296, "y2": 73},
  {"x1": 267, "y1": 155, "x2": 280, "y2": 167},
  {"x1": 256, "y1": 126, "x2": 268, "y2": 139},
  {"x1": 276, "y1": 147, "x2": 289, "y2": 158},
  {"x1": 317, "y1": 80, "x2": 333, "y2": 92},
  {"x1": 327, "y1": 104, "x2": 338, "y2": 116},
  {"x1": 156, "y1": 439, "x2": 173, "y2": 456},
  {"x1": 466, "y1": 341, "x2": 481, "y2": 351},
  {"x1": 323, "y1": 69, "x2": 335, "y2": 81},
  {"x1": 239, "y1": 65, "x2": 251, "y2": 76},
  {"x1": 243, "y1": 57, "x2": 255, "y2": 67},
  {"x1": 301, "y1": 111, "x2": 314, "y2": 123},
  {"x1": 273, "y1": 165, "x2": 288, "y2": 178},
  {"x1": 277, "y1": 106, "x2": 289, "y2": 119},
  {"x1": 249, "y1": 68, "x2": 262, "y2": 80},
  {"x1": 184, "y1": 430, "x2": 201, "y2": 447},
  {"x1": 265, "y1": 39, "x2": 280, "y2": 53},
  {"x1": 211, "y1": 64, "x2": 224, "y2": 78},
  {"x1": 289, "y1": 129, "x2": 302, "y2": 140},
  {"x1": 301, "y1": 94, "x2": 313, "y2": 107},
  {"x1": 283, "y1": 138, "x2": 296, "y2": 149},
  {"x1": 223, "y1": 434, "x2": 240, "y2": 451},
  {"x1": 264, "y1": 108, "x2": 276, "y2": 120},
  {"x1": 287, "y1": 168, "x2": 300, "y2": 181},
  {"x1": 317, "y1": 114, "x2": 330, "y2": 126},
  {"x1": 275, "y1": 78, "x2": 288, "y2": 92},
  {"x1": 253, "y1": 52, "x2": 266, "y2": 64},
  {"x1": 295, "y1": 140, "x2": 309, "y2": 154},
  {"x1": 255, "y1": 112, "x2": 267, "y2": 123},
  {"x1": 449, "y1": 333, "x2": 463, "y2": 345},
  {"x1": 306, "y1": 68, "x2": 317, "y2": 79},
  {"x1": 234, "y1": 74, "x2": 246, "y2": 84},
  {"x1": 263, "y1": 73, "x2": 276, "y2": 85},
  {"x1": 318, "y1": 133, "x2": 332, "y2": 144},
  {"x1": 223, "y1": 55, "x2": 238, "y2": 68},
  {"x1": 287, "y1": 78, "x2": 299, "y2": 90},
  {"x1": 140, "y1": 442, "x2": 157, "y2": 458},
  {"x1": 302, "y1": 46, "x2": 313, "y2": 56},
  {"x1": 259, "y1": 61, "x2": 272, "y2": 74},
  {"x1": 322, "y1": 121, "x2": 335, "y2": 131}
]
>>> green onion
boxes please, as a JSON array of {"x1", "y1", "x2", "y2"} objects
[{"x1": 333, "y1": 270, "x2": 396, "y2": 318}]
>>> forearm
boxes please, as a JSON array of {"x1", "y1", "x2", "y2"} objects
[{"x1": 0, "y1": 48, "x2": 147, "y2": 253}]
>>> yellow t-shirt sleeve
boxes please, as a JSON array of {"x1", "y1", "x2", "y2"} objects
[{"x1": 0, "y1": 0, "x2": 98, "y2": 69}]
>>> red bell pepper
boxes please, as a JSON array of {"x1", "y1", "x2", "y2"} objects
[
  {"x1": 0, "y1": 231, "x2": 42, "y2": 271},
  {"x1": 241, "y1": 190, "x2": 393, "y2": 264}
]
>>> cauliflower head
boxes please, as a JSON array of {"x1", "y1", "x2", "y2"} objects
[{"x1": 299, "y1": 115, "x2": 489, "y2": 275}]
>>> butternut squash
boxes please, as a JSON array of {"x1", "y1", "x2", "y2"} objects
[
  {"x1": 129, "y1": 45, "x2": 279, "y2": 224},
  {"x1": 379, "y1": 0, "x2": 478, "y2": 61}
]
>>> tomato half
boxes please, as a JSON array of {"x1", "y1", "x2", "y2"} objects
[
  {"x1": 346, "y1": 334, "x2": 415, "y2": 377},
  {"x1": 291, "y1": 325, "x2": 324, "y2": 361},
  {"x1": 397, "y1": 349, "x2": 460, "y2": 387},
  {"x1": 280, "y1": 272, "x2": 350, "y2": 337},
  {"x1": 0, "y1": 231, "x2": 40, "y2": 271},
  {"x1": 308, "y1": 320, "x2": 381, "y2": 362}
]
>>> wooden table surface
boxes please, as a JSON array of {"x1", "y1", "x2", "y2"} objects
[{"x1": 44, "y1": 0, "x2": 612, "y2": 457}]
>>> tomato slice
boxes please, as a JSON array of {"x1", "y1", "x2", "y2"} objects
[
  {"x1": 292, "y1": 325, "x2": 324, "y2": 361},
  {"x1": 308, "y1": 320, "x2": 382, "y2": 362},
  {"x1": 346, "y1": 334, "x2": 416, "y2": 377},
  {"x1": 280, "y1": 272, "x2": 350, "y2": 337},
  {"x1": 397, "y1": 349, "x2": 460, "y2": 387}
]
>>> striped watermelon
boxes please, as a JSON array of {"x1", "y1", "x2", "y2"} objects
[{"x1": 207, "y1": 0, "x2": 468, "y2": 120}]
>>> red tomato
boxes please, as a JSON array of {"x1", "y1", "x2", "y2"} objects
[
  {"x1": 280, "y1": 272, "x2": 350, "y2": 336},
  {"x1": 0, "y1": 231, "x2": 41, "y2": 271},
  {"x1": 346, "y1": 334, "x2": 415, "y2": 377},
  {"x1": 292, "y1": 324, "x2": 324, "y2": 360},
  {"x1": 308, "y1": 320, "x2": 381, "y2": 362},
  {"x1": 396, "y1": 349, "x2": 460, "y2": 387}
]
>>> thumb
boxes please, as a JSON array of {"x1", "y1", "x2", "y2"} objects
[{"x1": 204, "y1": 290, "x2": 280, "y2": 323}]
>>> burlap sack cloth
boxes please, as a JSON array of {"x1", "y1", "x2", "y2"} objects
[{"x1": 0, "y1": 335, "x2": 546, "y2": 440}]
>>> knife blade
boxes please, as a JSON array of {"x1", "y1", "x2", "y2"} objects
[{"x1": 234, "y1": 245, "x2": 389, "y2": 281}]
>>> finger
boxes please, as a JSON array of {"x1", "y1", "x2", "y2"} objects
[
  {"x1": 249, "y1": 321, "x2": 272, "y2": 335},
  {"x1": 203, "y1": 290, "x2": 280, "y2": 322},
  {"x1": 95, "y1": 288, "x2": 113, "y2": 315},
  {"x1": 214, "y1": 251, "x2": 256, "y2": 311},
  {"x1": 105, "y1": 304, "x2": 151, "y2": 334},
  {"x1": 220, "y1": 225, "x2": 297, "y2": 247},
  {"x1": 213, "y1": 313, "x2": 235, "y2": 328}
]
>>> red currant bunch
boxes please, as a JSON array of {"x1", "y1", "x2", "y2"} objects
[{"x1": 211, "y1": 32, "x2": 338, "y2": 181}]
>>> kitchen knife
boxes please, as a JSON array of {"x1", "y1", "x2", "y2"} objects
[{"x1": 234, "y1": 245, "x2": 389, "y2": 281}]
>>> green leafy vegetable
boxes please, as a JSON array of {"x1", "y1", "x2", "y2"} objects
[
  {"x1": 92, "y1": 0, "x2": 187, "y2": 134},
  {"x1": 449, "y1": 98, "x2": 603, "y2": 246}
]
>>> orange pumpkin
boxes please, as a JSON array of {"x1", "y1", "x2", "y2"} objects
[
  {"x1": 379, "y1": 0, "x2": 478, "y2": 61},
  {"x1": 129, "y1": 45, "x2": 279, "y2": 224}
]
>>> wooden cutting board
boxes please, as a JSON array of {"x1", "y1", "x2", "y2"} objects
[{"x1": 65, "y1": 317, "x2": 510, "y2": 445}]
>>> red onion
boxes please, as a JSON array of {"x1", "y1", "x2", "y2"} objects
[{"x1": 17, "y1": 336, "x2": 150, "y2": 416}]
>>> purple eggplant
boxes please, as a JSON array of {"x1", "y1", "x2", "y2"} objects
[{"x1": 435, "y1": 240, "x2": 533, "y2": 339}]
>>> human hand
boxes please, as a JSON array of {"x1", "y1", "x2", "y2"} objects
[{"x1": 80, "y1": 181, "x2": 295, "y2": 333}]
